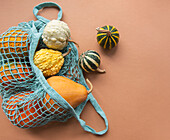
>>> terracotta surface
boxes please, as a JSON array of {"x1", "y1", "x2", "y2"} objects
[{"x1": 0, "y1": 0, "x2": 170, "y2": 140}]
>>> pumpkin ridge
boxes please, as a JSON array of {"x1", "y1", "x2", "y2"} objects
[
  {"x1": 111, "y1": 31, "x2": 119, "y2": 34},
  {"x1": 106, "y1": 25, "x2": 110, "y2": 31},
  {"x1": 98, "y1": 36, "x2": 107, "y2": 45},
  {"x1": 86, "y1": 53, "x2": 100, "y2": 65},
  {"x1": 103, "y1": 37, "x2": 109, "y2": 49},
  {"x1": 111, "y1": 34, "x2": 119, "y2": 39},
  {"x1": 100, "y1": 27, "x2": 105, "y2": 30},
  {"x1": 86, "y1": 53, "x2": 100, "y2": 60},
  {"x1": 97, "y1": 33, "x2": 107, "y2": 37},
  {"x1": 110, "y1": 27, "x2": 118, "y2": 33},
  {"x1": 110, "y1": 26, "x2": 115, "y2": 32},
  {"x1": 85, "y1": 56, "x2": 99, "y2": 67},
  {"x1": 80, "y1": 59, "x2": 89, "y2": 73},
  {"x1": 83, "y1": 58, "x2": 95, "y2": 72},
  {"x1": 109, "y1": 38, "x2": 112, "y2": 49},
  {"x1": 110, "y1": 36, "x2": 117, "y2": 47},
  {"x1": 111, "y1": 31, "x2": 119, "y2": 35},
  {"x1": 82, "y1": 60, "x2": 91, "y2": 72},
  {"x1": 85, "y1": 57, "x2": 98, "y2": 70},
  {"x1": 111, "y1": 28, "x2": 118, "y2": 32}
]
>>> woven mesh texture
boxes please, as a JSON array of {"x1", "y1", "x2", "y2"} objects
[{"x1": 0, "y1": 21, "x2": 87, "y2": 128}]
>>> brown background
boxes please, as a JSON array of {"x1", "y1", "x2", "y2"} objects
[{"x1": 0, "y1": 0, "x2": 170, "y2": 140}]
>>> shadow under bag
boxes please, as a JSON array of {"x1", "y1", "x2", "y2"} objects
[{"x1": 0, "y1": 2, "x2": 108, "y2": 135}]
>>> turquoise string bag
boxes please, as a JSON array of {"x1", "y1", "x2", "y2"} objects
[{"x1": 0, "y1": 2, "x2": 108, "y2": 135}]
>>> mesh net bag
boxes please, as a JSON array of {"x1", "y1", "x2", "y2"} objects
[{"x1": 0, "y1": 2, "x2": 108, "y2": 135}]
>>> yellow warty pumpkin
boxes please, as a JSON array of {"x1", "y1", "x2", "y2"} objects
[{"x1": 33, "y1": 48, "x2": 71, "y2": 77}]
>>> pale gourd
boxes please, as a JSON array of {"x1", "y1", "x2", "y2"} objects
[{"x1": 42, "y1": 20, "x2": 78, "y2": 50}]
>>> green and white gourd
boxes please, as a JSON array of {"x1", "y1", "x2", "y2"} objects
[
  {"x1": 78, "y1": 50, "x2": 105, "y2": 73},
  {"x1": 96, "y1": 25, "x2": 119, "y2": 49}
]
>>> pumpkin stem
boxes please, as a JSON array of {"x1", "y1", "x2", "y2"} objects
[
  {"x1": 86, "y1": 79, "x2": 93, "y2": 94},
  {"x1": 96, "y1": 67, "x2": 106, "y2": 73},
  {"x1": 96, "y1": 27, "x2": 111, "y2": 37},
  {"x1": 68, "y1": 39, "x2": 80, "y2": 48},
  {"x1": 63, "y1": 47, "x2": 72, "y2": 57}
]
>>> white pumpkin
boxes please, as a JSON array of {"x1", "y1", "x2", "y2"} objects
[{"x1": 42, "y1": 20, "x2": 71, "y2": 50}]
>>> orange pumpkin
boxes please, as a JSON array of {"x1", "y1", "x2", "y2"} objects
[
  {"x1": 5, "y1": 91, "x2": 42, "y2": 128},
  {"x1": 0, "y1": 62, "x2": 34, "y2": 87},
  {"x1": 43, "y1": 76, "x2": 92, "y2": 114},
  {"x1": 0, "y1": 29, "x2": 30, "y2": 58}
]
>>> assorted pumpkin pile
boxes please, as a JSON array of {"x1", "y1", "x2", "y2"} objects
[{"x1": 0, "y1": 19, "x2": 119, "y2": 128}]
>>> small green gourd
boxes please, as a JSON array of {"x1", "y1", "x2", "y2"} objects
[
  {"x1": 96, "y1": 25, "x2": 119, "y2": 49},
  {"x1": 78, "y1": 50, "x2": 105, "y2": 73}
]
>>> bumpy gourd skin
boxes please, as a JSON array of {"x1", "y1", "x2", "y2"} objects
[
  {"x1": 33, "y1": 49, "x2": 64, "y2": 77},
  {"x1": 42, "y1": 20, "x2": 70, "y2": 50}
]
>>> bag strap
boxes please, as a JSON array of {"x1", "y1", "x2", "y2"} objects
[
  {"x1": 32, "y1": 3, "x2": 108, "y2": 135},
  {"x1": 33, "y1": 2, "x2": 62, "y2": 23},
  {"x1": 75, "y1": 94, "x2": 108, "y2": 135}
]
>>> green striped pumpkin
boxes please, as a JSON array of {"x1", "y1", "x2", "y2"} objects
[
  {"x1": 78, "y1": 50, "x2": 105, "y2": 73},
  {"x1": 96, "y1": 25, "x2": 119, "y2": 49}
]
